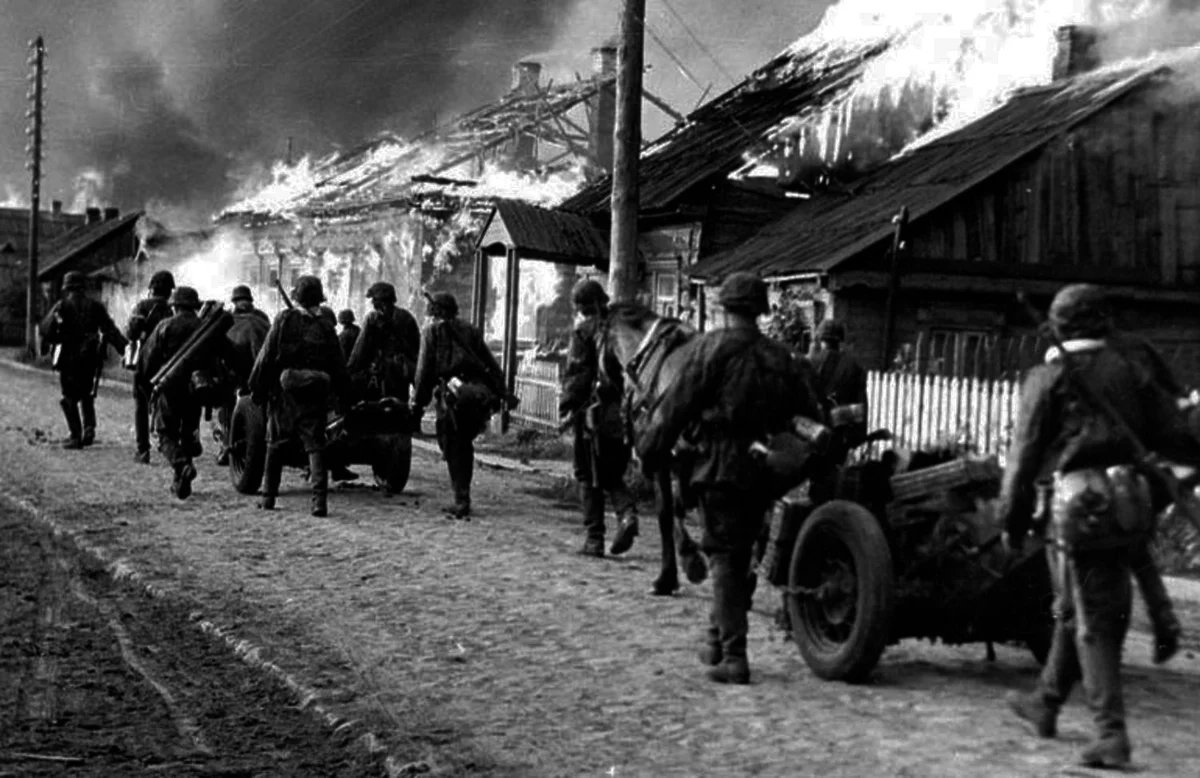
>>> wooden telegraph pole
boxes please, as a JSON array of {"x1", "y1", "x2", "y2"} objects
[
  {"x1": 607, "y1": 0, "x2": 645, "y2": 303},
  {"x1": 25, "y1": 36, "x2": 46, "y2": 357}
]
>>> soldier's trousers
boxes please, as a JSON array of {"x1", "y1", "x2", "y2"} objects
[
  {"x1": 1036, "y1": 545, "x2": 1133, "y2": 741},
  {"x1": 154, "y1": 391, "x2": 201, "y2": 467},
  {"x1": 134, "y1": 380, "x2": 153, "y2": 454},
  {"x1": 574, "y1": 431, "x2": 635, "y2": 541},
  {"x1": 435, "y1": 414, "x2": 475, "y2": 508},
  {"x1": 1130, "y1": 539, "x2": 1178, "y2": 637},
  {"x1": 58, "y1": 368, "x2": 96, "y2": 442},
  {"x1": 697, "y1": 487, "x2": 772, "y2": 660},
  {"x1": 264, "y1": 393, "x2": 329, "y2": 502}
]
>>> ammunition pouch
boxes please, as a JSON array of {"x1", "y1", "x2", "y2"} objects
[
  {"x1": 280, "y1": 368, "x2": 331, "y2": 404},
  {"x1": 439, "y1": 378, "x2": 495, "y2": 436},
  {"x1": 1051, "y1": 465, "x2": 1152, "y2": 551}
]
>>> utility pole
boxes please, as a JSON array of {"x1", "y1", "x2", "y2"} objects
[
  {"x1": 607, "y1": 0, "x2": 645, "y2": 303},
  {"x1": 25, "y1": 36, "x2": 46, "y2": 357}
]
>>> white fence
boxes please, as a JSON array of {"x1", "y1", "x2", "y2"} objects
[{"x1": 867, "y1": 370, "x2": 1021, "y2": 461}]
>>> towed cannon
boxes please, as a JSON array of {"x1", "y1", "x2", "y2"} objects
[{"x1": 759, "y1": 441, "x2": 1054, "y2": 683}]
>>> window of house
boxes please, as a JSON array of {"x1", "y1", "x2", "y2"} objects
[{"x1": 653, "y1": 271, "x2": 678, "y2": 318}]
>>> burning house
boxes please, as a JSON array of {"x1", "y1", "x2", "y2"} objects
[
  {"x1": 210, "y1": 49, "x2": 621, "y2": 354},
  {"x1": 693, "y1": 17, "x2": 1200, "y2": 384}
]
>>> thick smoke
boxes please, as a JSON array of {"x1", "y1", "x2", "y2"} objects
[{"x1": 0, "y1": 0, "x2": 837, "y2": 224}]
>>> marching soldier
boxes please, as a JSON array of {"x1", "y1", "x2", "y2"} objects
[
  {"x1": 138, "y1": 286, "x2": 232, "y2": 499},
  {"x1": 559, "y1": 279, "x2": 638, "y2": 558},
  {"x1": 347, "y1": 282, "x2": 420, "y2": 400},
  {"x1": 249, "y1": 275, "x2": 349, "y2": 517},
  {"x1": 40, "y1": 271, "x2": 127, "y2": 449},
  {"x1": 337, "y1": 309, "x2": 360, "y2": 363},
  {"x1": 1001, "y1": 284, "x2": 1200, "y2": 769},
  {"x1": 215, "y1": 285, "x2": 271, "y2": 465},
  {"x1": 638, "y1": 272, "x2": 820, "y2": 684},
  {"x1": 412, "y1": 292, "x2": 514, "y2": 519},
  {"x1": 126, "y1": 270, "x2": 175, "y2": 463}
]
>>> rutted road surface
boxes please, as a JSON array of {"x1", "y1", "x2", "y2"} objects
[{"x1": 2, "y1": 360, "x2": 1199, "y2": 777}]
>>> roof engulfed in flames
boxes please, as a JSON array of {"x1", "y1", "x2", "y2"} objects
[{"x1": 223, "y1": 70, "x2": 612, "y2": 222}]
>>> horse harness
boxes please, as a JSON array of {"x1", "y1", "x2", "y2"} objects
[{"x1": 619, "y1": 317, "x2": 691, "y2": 442}]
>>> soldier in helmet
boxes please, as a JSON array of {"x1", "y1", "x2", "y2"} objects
[
  {"x1": 638, "y1": 272, "x2": 820, "y2": 684},
  {"x1": 215, "y1": 285, "x2": 271, "y2": 466},
  {"x1": 810, "y1": 319, "x2": 868, "y2": 462},
  {"x1": 249, "y1": 275, "x2": 350, "y2": 517},
  {"x1": 41, "y1": 271, "x2": 128, "y2": 449},
  {"x1": 559, "y1": 278, "x2": 638, "y2": 557},
  {"x1": 125, "y1": 270, "x2": 176, "y2": 462},
  {"x1": 336, "y1": 309, "x2": 360, "y2": 364},
  {"x1": 412, "y1": 292, "x2": 515, "y2": 518},
  {"x1": 138, "y1": 286, "x2": 234, "y2": 499},
  {"x1": 1001, "y1": 283, "x2": 1200, "y2": 769},
  {"x1": 347, "y1": 281, "x2": 420, "y2": 401}
]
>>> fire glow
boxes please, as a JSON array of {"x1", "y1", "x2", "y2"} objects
[{"x1": 743, "y1": 0, "x2": 1172, "y2": 179}]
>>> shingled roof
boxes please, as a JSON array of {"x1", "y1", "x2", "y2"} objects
[
  {"x1": 37, "y1": 212, "x2": 144, "y2": 281},
  {"x1": 690, "y1": 57, "x2": 1172, "y2": 283},
  {"x1": 559, "y1": 40, "x2": 891, "y2": 217},
  {"x1": 477, "y1": 199, "x2": 609, "y2": 266}
]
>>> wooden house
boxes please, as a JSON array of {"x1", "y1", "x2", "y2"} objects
[
  {"x1": 692, "y1": 41, "x2": 1200, "y2": 385},
  {"x1": 0, "y1": 202, "x2": 85, "y2": 343}
]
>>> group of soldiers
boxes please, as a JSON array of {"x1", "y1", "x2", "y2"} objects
[
  {"x1": 559, "y1": 271, "x2": 1193, "y2": 769},
  {"x1": 37, "y1": 266, "x2": 1194, "y2": 769},
  {"x1": 40, "y1": 269, "x2": 512, "y2": 519}
]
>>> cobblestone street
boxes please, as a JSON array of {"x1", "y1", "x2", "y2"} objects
[{"x1": 3, "y1": 360, "x2": 1200, "y2": 777}]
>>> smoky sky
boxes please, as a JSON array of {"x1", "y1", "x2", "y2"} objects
[{"x1": 0, "y1": 0, "x2": 830, "y2": 224}]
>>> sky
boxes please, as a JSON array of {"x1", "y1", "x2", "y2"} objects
[{"x1": 0, "y1": 0, "x2": 833, "y2": 224}]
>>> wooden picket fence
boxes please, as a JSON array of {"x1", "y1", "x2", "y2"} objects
[
  {"x1": 866, "y1": 370, "x2": 1021, "y2": 463},
  {"x1": 512, "y1": 358, "x2": 563, "y2": 431}
]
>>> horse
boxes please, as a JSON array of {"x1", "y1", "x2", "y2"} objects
[{"x1": 604, "y1": 302, "x2": 707, "y2": 596}]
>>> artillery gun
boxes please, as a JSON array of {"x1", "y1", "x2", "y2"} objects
[{"x1": 761, "y1": 438, "x2": 1054, "y2": 683}]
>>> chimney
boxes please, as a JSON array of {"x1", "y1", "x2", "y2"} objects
[
  {"x1": 511, "y1": 61, "x2": 542, "y2": 96},
  {"x1": 588, "y1": 42, "x2": 618, "y2": 176},
  {"x1": 85, "y1": 207, "x2": 102, "y2": 224},
  {"x1": 509, "y1": 60, "x2": 543, "y2": 169},
  {"x1": 51, "y1": 199, "x2": 62, "y2": 215},
  {"x1": 103, "y1": 207, "x2": 119, "y2": 221},
  {"x1": 1052, "y1": 25, "x2": 1101, "y2": 80}
]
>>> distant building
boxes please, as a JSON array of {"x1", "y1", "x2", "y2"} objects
[{"x1": 0, "y1": 201, "x2": 86, "y2": 343}]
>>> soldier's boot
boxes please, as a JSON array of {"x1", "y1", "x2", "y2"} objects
[
  {"x1": 1079, "y1": 635, "x2": 1130, "y2": 769},
  {"x1": 60, "y1": 400, "x2": 83, "y2": 449},
  {"x1": 698, "y1": 625, "x2": 722, "y2": 667},
  {"x1": 1006, "y1": 691, "x2": 1058, "y2": 738},
  {"x1": 309, "y1": 451, "x2": 328, "y2": 517},
  {"x1": 175, "y1": 457, "x2": 197, "y2": 500},
  {"x1": 441, "y1": 451, "x2": 471, "y2": 519},
  {"x1": 259, "y1": 447, "x2": 284, "y2": 510},
  {"x1": 80, "y1": 398, "x2": 96, "y2": 446},
  {"x1": 608, "y1": 491, "x2": 639, "y2": 556},
  {"x1": 706, "y1": 553, "x2": 751, "y2": 685},
  {"x1": 579, "y1": 484, "x2": 605, "y2": 556},
  {"x1": 1080, "y1": 732, "x2": 1132, "y2": 770}
]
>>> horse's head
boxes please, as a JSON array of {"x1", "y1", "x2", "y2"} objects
[{"x1": 605, "y1": 302, "x2": 661, "y2": 368}]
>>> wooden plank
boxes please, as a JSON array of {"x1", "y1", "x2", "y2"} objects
[{"x1": 1160, "y1": 187, "x2": 1179, "y2": 285}]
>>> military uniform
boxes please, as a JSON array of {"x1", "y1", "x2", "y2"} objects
[
  {"x1": 809, "y1": 320, "x2": 868, "y2": 462},
  {"x1": 126, "y1": 270, "x2": 176, "y2": 462},
  {"x1": 138, "y1": 287, "x2": 232, "y2": 499},
  {"x1": 1001, "y1": 284, "x2": 1200, "y2": 768},
  {"x1": 640, "y1": 273, "x2": 820, "y2": 684},
  {"x1": 560, "y1": 279, "x2": 638, "y2": 557},
  {"x1": 412, "y1": 292, "x2": 509, "y2": 518},
  {"x1": 41, "y1": 271, "x2": 127, "y2": 448},
  {"x1": 336, "y1": 309, "x2": 360, "y2": 364},
  {"x1": 347, "y1": 283, "x2": 420, "y2": 401},
  {"x1": 249, "y1": 276, "x2": 350, "y2": 517},
  {"x1": 216, "y1": 285, "x2": 270, "y2": 465}
]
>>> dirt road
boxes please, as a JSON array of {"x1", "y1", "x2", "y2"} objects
[{"x1": 2, "y1": 360, "x2": 1199, "y2": 777}]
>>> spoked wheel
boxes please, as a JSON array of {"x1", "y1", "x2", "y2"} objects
[
  {"x1": 228, "y1": 395, "x2": 266, "y2": 495},
  {"x1": 787, "y1": 500, "x2": 894, "y2": 683}
]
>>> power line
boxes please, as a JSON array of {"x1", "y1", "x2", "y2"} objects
[
  {"x1": 658, "y1": 0, "x2": 738, "y2": 86},
  {"x1": 644, "y1": 20, "x2": 706, "y2": 94}
]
